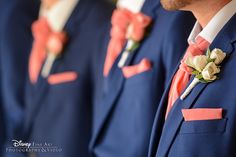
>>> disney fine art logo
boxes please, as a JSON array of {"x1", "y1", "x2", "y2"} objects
[{"x1": 12, "y1": 140, "x2": 31, "y2": 148}]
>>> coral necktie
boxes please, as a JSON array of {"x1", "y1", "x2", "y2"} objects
[{"x1": 166, "y1": 36, "x2": 210, "y2": 118}]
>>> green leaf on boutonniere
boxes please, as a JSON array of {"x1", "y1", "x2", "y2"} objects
[
  {"x1": 206, "y1": 48, "x2": 211, "y2": 57},
  {"x1": 196, "y1": 74, "x2": 203, "y2": 79},
  {"x1": 199, "y1": 78, "x2": 214, "y2": 83},
  {"x1": 192, "y1": 70, "x2": 200, "y2": 75},
  {"x1": 207, "y1": 58, "x2": 215, "y2": 63},
  {"x1": 128, "y1": 41, "x2": 140, "y2": 52}
]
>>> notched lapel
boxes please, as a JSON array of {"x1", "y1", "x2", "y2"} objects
[{"x1": 90, "y1": 45, "x2": 138, "y2": 147}]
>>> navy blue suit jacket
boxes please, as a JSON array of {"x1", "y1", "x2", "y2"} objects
[
  {"x1": 0, "y1": 1, "x2": 39, "y2": 157},
  {"x1": 23, "y1": 0, "x2": 114, "y2": 157},
  {"x1": 148, "y1": 13, "x2": 236, "y2": 157},
  {"x1": 90, "y1": 1, "x2": 195, "y2": 157}
]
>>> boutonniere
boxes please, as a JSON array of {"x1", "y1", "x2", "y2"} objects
[
  {"x1": 180, "y1": 48, "x2": 227, "y2": 100},
  {"x1": 41, "y1": 32, "x2": 67, "y2": 77},
  {"x1": 103, "y1": 9, "x2": 152, "y2": 77},
  {"x1": 117, "y1": 12, "x2": 152, "y2": 67}
]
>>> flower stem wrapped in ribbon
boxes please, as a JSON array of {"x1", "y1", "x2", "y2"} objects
[
  {"x1": 41, "y1": 31, "x2": 67, "y2": 78},
  {"x1": 180, "y1": 48, "x2": 227, "y2": 100}
]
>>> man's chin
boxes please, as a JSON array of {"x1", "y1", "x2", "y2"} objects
[{"x1": 160, "y1": 0, "x2": 191, "y2": 11}]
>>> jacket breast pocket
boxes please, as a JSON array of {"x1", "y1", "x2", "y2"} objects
[
  {"x1": 122, "y1": 58, "x2": 152, "y2": 81},
  {"x1": 179, "y1": 118, "x2": 227, "y2": 134},
  {"x1": 125, "y1": 67, "x2": 153, "y2": 85}
]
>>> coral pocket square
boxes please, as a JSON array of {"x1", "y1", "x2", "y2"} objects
[
  {"x1": 48, "y1": 72, "x2": 78, "y2": 85},
  {"x1": 182, "y1": 108, "x2": 223, "y2": 121},
  {"x1": 122, "y1": 58, "x2": 152, "y2": 78}
]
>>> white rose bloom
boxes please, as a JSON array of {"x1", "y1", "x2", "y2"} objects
[
  {"x1": 210, "y1": 48, "x2": 226, "y2": 64},
  {"x1": 202, "y1": 62, "x2": 220, "y2": 81},
  {"x1": 185, "y1": 57, "x2": 194, "y2": 68},
  {"x1": 192, "y1": 55, "x2": 208, "y2": 72}
]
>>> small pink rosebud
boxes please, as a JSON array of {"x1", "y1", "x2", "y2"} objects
[{"x1": 47, "y1": 32, "x2": 67, "y2": 55}]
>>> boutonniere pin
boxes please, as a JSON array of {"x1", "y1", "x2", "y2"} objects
[
  {"x1": 41, "y1": 32, "x2": 67, "y2": 78},
  {"x1": 118, "y1": 13, "x2": 152, "y2": 67},
  {"x1": 180, "y1": 48, "x2": 227, "y2": 100}
]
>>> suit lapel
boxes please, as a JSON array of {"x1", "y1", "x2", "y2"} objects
[
  {"x1": 90, "y1": 44, "x2": 138, "y2": 147},
  {"x1": 148, "y1": 61, "x2": 180, "y2": 157},
  {"x1": 155, "y1": 14, "x2": 236, "y2": 157},
  {"x1": 24, "y1": 0, "x2": 91, "y2": 137}
]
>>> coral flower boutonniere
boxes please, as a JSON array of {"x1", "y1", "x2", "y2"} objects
[
  {"x1": 117, "y1": 11, "x2": 152, "y2": 67},
  {"x1": 103, "y1": 8, "x2": 152, "y2": 77},
  {"x1": 180, "y1": 48, "x2": 227, "y2": 100}
]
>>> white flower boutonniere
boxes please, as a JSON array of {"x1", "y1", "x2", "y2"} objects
[{"x1": 180, "y1": 48, "x2": 227, "y2": 100}]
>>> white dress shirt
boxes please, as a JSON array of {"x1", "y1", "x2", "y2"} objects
[
  {"x1": 117, "y1": 0, "x2": 145, "y2": 13},
  {"x1": 39, "y1": 0, "x2": 79, "y2": 32},
  {"x1": 188, "y1": 0, "x2": 236, "y2": 44}
]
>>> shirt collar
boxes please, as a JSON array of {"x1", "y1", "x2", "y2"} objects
[
  {"x1": 188, "y1": 0, "x2": 236, "y2": 44},
  {"x1": 39, "y1": 0, "x2": 79, "y2": 32},
  {"x1": 117, "y1": 0, "x2": 145, "y2": 13}
]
